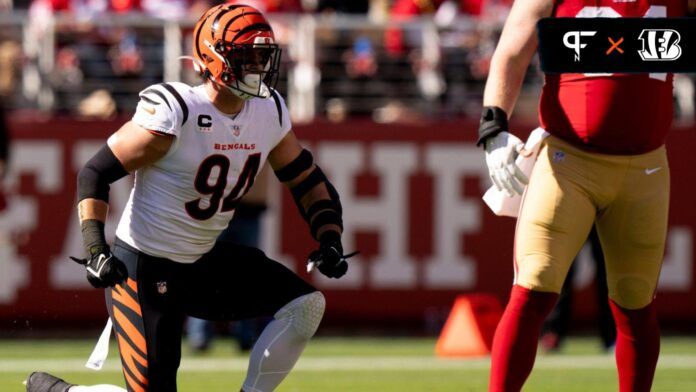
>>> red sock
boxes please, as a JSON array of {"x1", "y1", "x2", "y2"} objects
[
  {"x1": 609, "y1": 300, "x2": 660, "y2": 392},
  {"x1": 489, "y1": 285, "x2": 558, "y2": 392}
]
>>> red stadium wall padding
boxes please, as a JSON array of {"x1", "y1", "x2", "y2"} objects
[{"x1": 1, "y1": 116, "x2": 695, "y2": 329}]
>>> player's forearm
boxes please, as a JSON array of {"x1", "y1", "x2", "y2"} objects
[
  {"x1": 296, "y1": 177, "x2": 326, "y2": 209},
  {"x1": 482, "y1": 53, "x2": 530, "y2": 116},
  {"x1": 289, "y1": 170, "x2": 343, "y2": 240},
  {"x1": 483, "y1": 0, "x2": 551, "y2": 116},
  {"x1": 300, "y1": 184, "x2": 342, "y2": 238},
  {"x1": 273, "y1": 148, "x2": 343, "y2": 241},
  {"x1": 77, "y1": 199, "x2": 109, "y2": 224},
  {"x1": 75, "y1": 143, "x2": 128, "y2": 256},
  {"x1": 76, "y1": 198, "x2": 110, "y2": 257}
]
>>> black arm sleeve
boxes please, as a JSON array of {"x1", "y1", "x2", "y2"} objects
[
  {"x1": 298, "y1": 168, "x2": 343, "y2": 240},
  {"x1": 274, "y1": 148, "x2": 313, "y2": 182},
  {"x1": 77, "y1": 144, "x2": 129, "y2": 203},
  {"x1": 274, "y1": 149, "x2": 343, "y2": 241}
]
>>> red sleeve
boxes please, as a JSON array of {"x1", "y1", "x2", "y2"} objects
[{"x1": 391, "y1": 0, "x2": 421, "y2": 16}]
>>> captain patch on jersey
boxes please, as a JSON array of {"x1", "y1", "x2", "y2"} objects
[{"x1": 117, "y1": 81, "x2": 292, "y2": 263}]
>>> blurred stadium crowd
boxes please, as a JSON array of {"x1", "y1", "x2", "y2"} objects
[
  {"x1": 0, "y1": 0, "x2": 694, "y2": 123},
  {"x1": 0, "y1": 0, "x2": 691, "y2": 125}
]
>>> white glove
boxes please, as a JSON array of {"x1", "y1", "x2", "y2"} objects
[{"x1": 484, "y1": 131, "x2": 529, "y2": 196}]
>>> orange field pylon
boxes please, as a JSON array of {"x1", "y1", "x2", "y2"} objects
[{"x1": 435, "y1": 294, "x2": 503, "y2": 357}]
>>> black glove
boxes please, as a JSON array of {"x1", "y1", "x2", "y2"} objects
[
  {"x1": 70, "y1": 249, "x2": 128, "y2": 288},
  {"x1": 71, "y1": 219, "x2": 127, "y2": 288},
  {"x1": 306, "y1": 231, "x2": 358, "y2": 279}
]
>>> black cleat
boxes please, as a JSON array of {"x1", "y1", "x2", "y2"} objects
[{"x1": 25, "y1": 372, "x2": 73, "y2": 392}]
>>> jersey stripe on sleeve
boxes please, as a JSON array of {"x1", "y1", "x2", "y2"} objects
[
  {"x1": 159, "y1": 83, "x2": 189, "y2": 126},
  {"x1": 270, "y1": 89, "x2": 283, "y2": 127}
]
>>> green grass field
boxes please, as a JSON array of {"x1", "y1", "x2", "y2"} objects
[{"x1": 2, "y1": 336, "x2": 695, "y2": 391}]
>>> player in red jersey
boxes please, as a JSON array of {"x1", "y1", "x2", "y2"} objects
[{"x1": 477, "y1": 0, "x2": 687, "y2": 391}]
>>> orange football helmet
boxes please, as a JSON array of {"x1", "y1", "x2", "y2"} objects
[{"x1": 192, "y1": 4, "x2": 281, "y2": 99}]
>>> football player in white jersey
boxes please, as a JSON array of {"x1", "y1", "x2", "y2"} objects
[{"x1": 26, "y1": 4, "x2": 352, "y2": 392}]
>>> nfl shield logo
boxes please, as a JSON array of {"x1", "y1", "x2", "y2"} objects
[
  {"x1": 156, "y1": 281, "x2": 167, "y2": 294},
  {"x1": 232, "y1": 125, "x2": 241, "y2": 137}
]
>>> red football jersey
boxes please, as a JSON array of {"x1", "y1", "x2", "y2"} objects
[{"x1": 538, "y1": 0, "x2": 687, "y2": 154}]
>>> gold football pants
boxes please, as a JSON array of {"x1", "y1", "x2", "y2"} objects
[{"x1": 514, "y1": 136, "x2": 669, "y2": 309}]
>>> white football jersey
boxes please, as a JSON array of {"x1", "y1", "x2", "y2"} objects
[{"x1": 115, "y1": 82, "x2": 291, "y2": 263}]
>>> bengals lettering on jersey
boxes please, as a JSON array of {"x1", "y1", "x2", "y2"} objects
[{"x1": 116, "y1": 82, "x2": 291, "y2": 263}]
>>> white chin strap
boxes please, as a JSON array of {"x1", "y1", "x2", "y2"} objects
[{"x1": 227, "y1": 74, "x2": 271, "y2": 100}]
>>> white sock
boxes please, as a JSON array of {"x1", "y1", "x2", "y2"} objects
[
  {"x1": 242, "y1": 291, "x2": 325, "y2": 392},
  {"x1": 70, "y1": 385, "x2": 127, "y2": 392}
]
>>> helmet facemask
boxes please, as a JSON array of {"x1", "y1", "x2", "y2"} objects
[{"x1": 215, "y1": 38, "x2": 281, "y2": 100}]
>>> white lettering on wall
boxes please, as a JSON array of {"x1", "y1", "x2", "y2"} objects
[
  {"x1": 7, "y1": 142, "x2": 62, "y2": 192},
  {"x1": 315, "y1": 142, "x2": 419, "y2": 288},
  {"x1": 366, "y1": 143, "x2": 418, "y2": 288},
  {"x1": 424, "y1": 144, "x2": 487, "y2": 288},
  {"x1": 0, "y1": 142, "x2": 61, "y2": 302}
]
